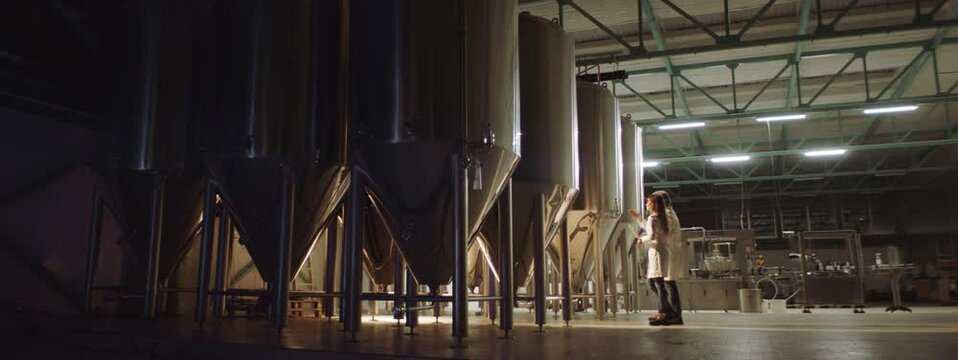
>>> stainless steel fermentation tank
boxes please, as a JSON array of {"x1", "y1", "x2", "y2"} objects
[
  {"x1": 478, "y1": 13, "x2": 580, "y2": 330},
  {"x1": 563, "y1": 82, "x2": 623, "y2": 319},
  {"x1": 202, "y1": 0, "x2": 349, "y2": 329},
  {"x1": 88, "y1": 0, "x2": 205, "y2": 319},
  {"x1": 605, "y1": 117, "x2": 643, "y2": 314},
  {"x1": 348, "y1": 0, "x2": 519, "y2": 342}
]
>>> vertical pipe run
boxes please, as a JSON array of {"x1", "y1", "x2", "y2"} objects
[
  {"x1": 324, "y1": 214, "x2": 339, "y2": 319},
  {"x1": 274, "y1": 165, "x2": 295, "y2": 330},
  {"x1": 487, "y1": 261, "x2": 497, "y2": 323},
  {"x1": 533, "y1": 193, "x2": 547, "y2": 331},
  {"x1": 608, "y1": 242, "x2": 618, "y2": 315},
  {"x1": 213, "y1": 213, "x2": 231, "y2": 318},
  {"x1": 452, "y1": 154, "x2": 469, "y2": 345},
  {"x1": 143, "y1": 173, "x2": 166, "y2": 319},
  {"x1": 393, "y1": 247, "x2": 404, "y2": 316},
  {"x1": 499, "y1": 180, "x2": 515, "y2": 336},
  {"x1": 560, "y1": 217, "x2": 572, "y2": 325},
  {"x1": 620, "y1": 239, "x2": 631, "y2": 313},
  {"x1": 405, "y1": 266, "x2": 419, "y2": 331},
  {"x1": 84, "y1": 189, "x2": 103, "y2": 315},
  {"x1": 343, "y1": 167, "x2": 364, "y2": 340},
  {"x1": 195, "y1": 180, "x2": 216, "y2": 323},
  {"x1": 593, "y1": 225, "x2": 606, "y2": 319}
]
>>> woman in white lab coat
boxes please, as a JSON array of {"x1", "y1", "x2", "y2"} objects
[
  {"x1": 656, "y1": 190, "x2": 686, "y2": 325},
  {"x1": 639, "y1": 192, "x2": 672, "y2": 325}
]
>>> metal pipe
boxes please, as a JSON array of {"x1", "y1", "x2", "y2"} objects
[
  {"x1": 213, "y1": 207, "x2": 231, "y2": 318},
  {"x1": 144, "y1": 173, "x2": 166, "y2": 319},
  {"x1": 273, "y1": 165, "x2": 295, "y2": 330},
  {"x1": 533, "y1": 193, "x2": 547, "y2": 331},
  {"x1": 487, "y1": 261, "x2": 497, "y2": 323},
  {"x1": 393, "y1": 246, "x2": 404, "y2": 314},
  {"x1": 194, "y1": 180, "x2": 215, "y2": 323},
  {"x1": 405, "y1": 266, "x2": 419, "y2": 330},
  {"x1": 619, "y1": 238, "x2": 631, "y2": 313},
  {"x1": 592, "y1": 224, "x2": 606, "y2": 319},
  {"x1": 83, "y1": 189, "x2": 103, "y2": 315},
  {"x1": 608, "y1": 241, "x2": 618, "y2": 315},
  {"x1": 559, "y1": 217, "x2": 572, "y2": 324},
  {"x1": 343, "y1": 166, "x2": 364, "y2": 340},
  {"x1": 324, "y1": 213, "x2": 339, "y2": 319},
  {"x1": 499, "y1": 180, "x2": 514, "y2": 336},
  {"x1": 451, "y1": 153, "x2": 469, "y2": 343}
]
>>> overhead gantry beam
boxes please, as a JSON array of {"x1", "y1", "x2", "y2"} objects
[{"x1": 575, "y1": 1, "x2": 958, "y2": 66}]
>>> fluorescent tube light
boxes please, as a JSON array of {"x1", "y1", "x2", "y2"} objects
[
  {"x1": 709, "y1": 155, "x2": 751, "y2": 163},
  {"x1": 658, "y1": 122, "x2": 705, "y2": 130},
  {"x1": 642, "y1": 161, "x2": 661, "y2": 168},
  {"x1": 756, "y1": 114, "x2": 806, "y2": 122},
  {"x1": 862, "y1": 105, "x2": 918, "y2": 114},
  {"x1": 804, "y1": 149, "x2": 847, "y2": 157}
]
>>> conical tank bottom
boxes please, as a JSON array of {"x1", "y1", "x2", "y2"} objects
[
  {"x1": 356, "y1": 141, "x2": 519, "y2": 287},
  {"x1": 209, "y1": 158, "x2": 349, "y2": 282},
  {"x1": 563, "y1": 210, "x2": 621, "y2": 292},
  {"x1": 99, "y1": 170, "x2": 207, "y2": 287},
  {"x1": 510, "y1": 182, "x2": 577, "y2": 287},
  {"x1": 361, "y1": 196, "x2": 398, "y2": 285}
]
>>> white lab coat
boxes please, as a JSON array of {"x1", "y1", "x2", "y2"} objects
[
  {"x1": 643, "y1": 214, "x2": 670, "y2": 279},
  {"x1": 664, "y1": 207, "x2": 689, "y2": 280}
]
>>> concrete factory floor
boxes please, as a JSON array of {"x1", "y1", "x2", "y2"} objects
[{"x1": 8, "y1": 306, "x2": 958, "y2": 359}]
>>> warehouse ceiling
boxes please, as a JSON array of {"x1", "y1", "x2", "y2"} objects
[{"x1": 521, "y1": 0, "x2": 958, "y2": 201}]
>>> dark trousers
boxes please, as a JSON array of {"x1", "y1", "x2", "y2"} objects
[
  {"x1": 665, "y1": 280, "x2": 682, "y2": 318},
  {"x1": 649, "y1": 278, "x2": 683, "y2": 318},
  {"x1": 649, "y1": 277, "x2": 668, "y2": 313}
]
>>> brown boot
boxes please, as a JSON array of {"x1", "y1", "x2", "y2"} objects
[{"x1": 647, "y1": 312, "x2": 667, "y2": 321}]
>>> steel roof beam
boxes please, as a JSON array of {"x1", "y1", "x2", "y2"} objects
[
  {"x1": 646, "y1": 165, "x2": 955, "y2": 187},
  {"x1": 630, "y1": 93, "x2": 958, "y2": 126},
  {"x1": 648, "y1": 137, "x2": 958, "y2": 165},
  {"x1": 577, "y1": 19, "x2": 958, "y2": 66}
]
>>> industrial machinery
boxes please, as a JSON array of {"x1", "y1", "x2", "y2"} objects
[
  {"x1": 497, "y1": 12, "x2": 580, "y2": 330},
  {"x1": 795, "y1": 230, "x2": 866, "y2": 313},
  {"x1": 637, "y1": 229, "x2": 756, "y2": 312},
  {"x1": 199, "y1": 0, "x2": 350, "y2": 329},
  {"x1": 347, "y1": 0, "x2": 519, "y2": 343},
  {"x1": 564, "y1": 81, "x2": 623, "y2": 319},
  {"x1": 602, "y1": 115, "x2": 643, "y2": 316}
]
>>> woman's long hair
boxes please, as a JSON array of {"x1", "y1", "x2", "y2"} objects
[{"x1": 649, "y1": 193, "x2": 670, "y2": 233}]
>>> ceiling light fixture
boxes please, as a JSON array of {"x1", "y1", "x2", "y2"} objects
[
  {"x1": 642, "y1": 161, "x2": 661, "y2": 168},
  {"x1": 804, "y1": 149, "x2": 847, "y2": 157},
  {"x1": 658, "y1": 122, "x2": 706, "y2": 130},
  {"x1": 755, "y1": 114, "x2": 806, "y2": 122},
  {"x1": 709, "y1": 155, "x2": 751, "y2": 163},
  {"x1": 862, "y1": 105, "x2": 918, "y2": 114}
]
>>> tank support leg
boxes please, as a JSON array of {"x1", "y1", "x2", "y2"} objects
[
  {"x1": 533, "y1": 193, "x2": 547, "y2": 332},
  {"x1": 498, "y1": 181, "x2": 515, "y2": 339},
  {"x1": 273, "y1": 165, "x2": 295, "y2": 331},
  {"x1": 343, "y1": 166, "x2": 364, "y2": 341},
  {"x1": 452, "y1": 154, "x2": 469, "y2": 347},
  {"x1": 83, "y1": 188, "x2": 103, "y2": 316},
  {"x1": 560, "y1": 218, "x2": 572, "y2": 326}
]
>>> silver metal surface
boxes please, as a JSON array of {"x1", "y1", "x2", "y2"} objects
[
  {"x1": 204, "y1": 0, "x2": 350, "y2": 285},
  {"x1": 564, "y1": 81, "x2": 623, "y2": 306},
  {"x1": 798, "y1": 230, "x2": 866, "y2": 308},
  {"x1": 512, "y1": 13, "x2": 580, "y2": 289},
  {"x1": 350, "y1": 0, "x2": 520, "y2": 287}
]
